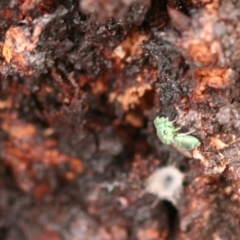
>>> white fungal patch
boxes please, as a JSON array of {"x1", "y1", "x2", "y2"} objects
[{"x1": 145, "y1": 166, "x2": 184, "y2": 205}]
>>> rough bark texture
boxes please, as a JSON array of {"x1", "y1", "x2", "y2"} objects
[{"x1": 0, "y1": 0, "x2": 240, "y2": 239}]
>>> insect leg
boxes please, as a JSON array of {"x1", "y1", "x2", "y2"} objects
[{"x1": 177, "y1": 129, "x2": 195, "y2": 136}]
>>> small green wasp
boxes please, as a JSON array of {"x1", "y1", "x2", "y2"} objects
[{"x1": 154, "y1": 116, "x2": 200, "y2": 157}]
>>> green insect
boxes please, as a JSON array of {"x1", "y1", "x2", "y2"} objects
[{"x1": 154, "y1": 116, "x2": 200, "y2": 157}]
